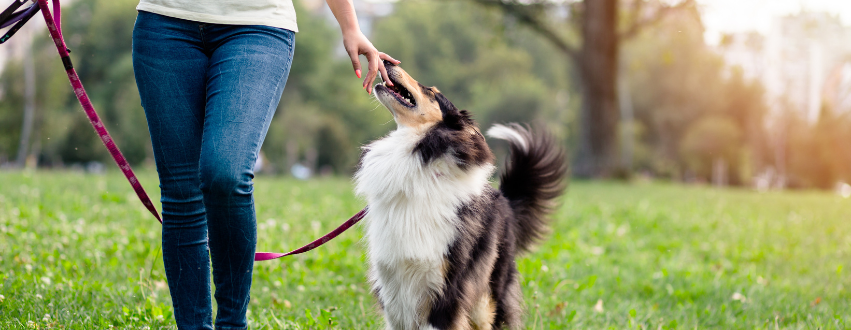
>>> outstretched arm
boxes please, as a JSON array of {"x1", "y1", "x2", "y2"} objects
[{"x1": 325, "y1": 0, "x2": 400, "y2": 94}]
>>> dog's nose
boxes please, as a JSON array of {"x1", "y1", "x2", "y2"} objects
[{"x1": 383, "y1": 59, "x2": 396, "y2": 67}]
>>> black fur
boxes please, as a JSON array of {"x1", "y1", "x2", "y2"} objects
[
  {"x1": 428, "y1": 189, "x2": 511, "y2": 328},
  {"x1": 413, "y1": 93, "x2": 493, "y2": 169},
  {"x1": 421, "y1": 123, "x2": 566, "y2": 329},
  {"x1": 497, "y1": 124, "x2": 569, "y2": 251}
]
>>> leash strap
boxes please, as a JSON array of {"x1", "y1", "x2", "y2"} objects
[
  {"x1": 37, "y1": 0, "x2": 162, "y2": 223},
  {"x1": 34, "y1": 0, "x2": 366, "y2": 261},
  {"x1": 254, "y1": 207, "x2": 368, "y2": 261}
]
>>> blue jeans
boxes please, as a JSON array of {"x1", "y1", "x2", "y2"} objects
[{"x1": 132, "y1": 11, "x2": 294, "y2": 330}]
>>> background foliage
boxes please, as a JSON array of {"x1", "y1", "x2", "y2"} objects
[
  {"x1": 1, "y1": 0, "x2": 849, "y2": 188},
  {"x1": 0, "y1": 0, "x2": 570, "y2": 175}
]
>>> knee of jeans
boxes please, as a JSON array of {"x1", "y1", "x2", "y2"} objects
[
  {"x1": 199, "y1": 163, "x2": 254, "y2": 198},
  {"x1": 157, "y1": 175, "x2": 205, "y2": 217}
]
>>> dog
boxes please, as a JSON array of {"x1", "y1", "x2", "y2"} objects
[{"x1": 354, "y1": 61, "x2": 567, "y2": 330}]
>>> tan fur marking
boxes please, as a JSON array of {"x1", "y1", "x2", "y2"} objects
[
  {"x1": 466, "y1": 127, "x2": 482, "y2": 138},
  {"x1": 469, "y1": 294, "x2": 496, "y2": 330},
  {"x1": 418, "y1": 297, "x2": 433, "y2": 327},
  {"x1": 378, "y1": 67, "x2": 443, "y2": 130},
  {"x1": 450, "y1": 319, "x2": 473, "y2": 330}
]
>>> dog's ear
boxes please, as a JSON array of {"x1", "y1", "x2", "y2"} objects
[{"x1": 436, "y1": 93, "x2": 471, "y2": 130}]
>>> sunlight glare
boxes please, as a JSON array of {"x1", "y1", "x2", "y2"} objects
[
  {"x1": 699, "y1": 0, "x2": 851, "y2": 45},
  {"x1": 839, "y1": 183, "x2": 851, "y2": 199}
]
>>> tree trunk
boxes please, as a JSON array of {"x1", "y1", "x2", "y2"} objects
[
  {"x1": 574, "y1": 0, "x2": 620, "y2": 177},
  {"x1": 618, "y1": 59, "x2": 634, "y2": 170},
  {"x1": 15, "y1": 31, "x2": 36, "y2": 168}
]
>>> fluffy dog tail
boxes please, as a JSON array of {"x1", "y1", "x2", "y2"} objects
[{"x1": 487, "y1": 124, "x2": 568, "y2": 252}]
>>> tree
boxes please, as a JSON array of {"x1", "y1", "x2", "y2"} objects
[
  {"x1": 623, "y1": 8, "x2": 768, "y2": 184},
  {"x1": 781, "y1": 105, "x2": 851, "y2": 189},
  {"x1": 15, "y1": 32, "x2": 36, "y2": 168},
  {"x1": 471, "y1": 0, "x2": 694, "y2": 177},
  {"x1": 679, "y1": 115, "x2": 742, "y2": 181}
]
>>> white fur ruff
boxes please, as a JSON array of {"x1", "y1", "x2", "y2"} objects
[{"x1": 355, "y1": 127, "x2": 494, "y2": 330}]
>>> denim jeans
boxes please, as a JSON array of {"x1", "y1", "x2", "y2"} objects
[{"x1": 132, "y1": 11, "x2": 294, "y2": 330}]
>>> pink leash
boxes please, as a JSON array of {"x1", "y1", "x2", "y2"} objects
[
  {"x1": 34, "y1": 0, "x2": 366, "y2": 261},
  {"x1": 254, "y1": 207, "x2": 368, "y2": 261},
  {"x1": 37, "y1": 0, "x2": 161, "y2": 223}
]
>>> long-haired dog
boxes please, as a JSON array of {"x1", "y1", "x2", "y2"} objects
[{"x1": 355, "y1": 61, "x2": 567, "y2": 330}]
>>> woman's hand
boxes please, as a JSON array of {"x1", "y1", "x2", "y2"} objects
[
  {"x1": 342, "y1": 29, "x2": 400, "y2": 94},
  {"x1": 325, "y1": 0, "x2": 400, "y2": 94}
]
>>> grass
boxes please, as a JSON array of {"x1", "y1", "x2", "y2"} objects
[{"x1": 0, "y1": 169, "x2": 849, "y2": 329}]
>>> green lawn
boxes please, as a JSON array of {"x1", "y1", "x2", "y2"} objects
[{"x1": 0, "y1": 170, "x2": 849, "y2": 329}]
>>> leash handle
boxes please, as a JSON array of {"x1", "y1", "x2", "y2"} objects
[
  {"x1": 0, "y1": 4, "x2": 39, "y2": 44},
  {"x1": 1, "y1": 1, "x2": 37, "y2": 29},
  {"x1": 0, "y1": 0, "x2": 28, "y2": 25},
  {"x1": 37, "y1": 0, "x2": 162, "y2": 223}
]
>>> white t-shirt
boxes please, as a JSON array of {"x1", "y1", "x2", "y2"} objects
[{"x1": 137, "y1": 0, "x2": 298, "y2": 32}]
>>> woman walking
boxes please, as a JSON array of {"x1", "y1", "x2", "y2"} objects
[{"x1": 132, "y1": 0, "x2": 397, "y2": 328}]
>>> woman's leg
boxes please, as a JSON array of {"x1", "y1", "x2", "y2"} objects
[
  {"x1": 132, "y1": 11, "x2": 213, "y2": 330},
  {"x1": 198, "y1": 24, "x2": 295, "y2": 329}
]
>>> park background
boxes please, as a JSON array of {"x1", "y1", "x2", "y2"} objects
[{"x1": 0, "y1": 0, "x2": 850, "y2": 328}]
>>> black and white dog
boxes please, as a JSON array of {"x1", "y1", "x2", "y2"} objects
[{"x1": 355, "y1": 61, "x2": 567, "y2": 330}]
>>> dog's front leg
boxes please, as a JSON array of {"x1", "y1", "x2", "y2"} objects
[{"x1": 424, "y1": 281, "x2": 473, "y2": 330}]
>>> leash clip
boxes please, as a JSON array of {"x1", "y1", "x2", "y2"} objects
[{"x1": 60, "y1": 55, "x2": 73, "y2": 70}]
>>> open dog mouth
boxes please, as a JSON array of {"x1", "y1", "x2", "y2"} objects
[{"x1": 378, "y1": 76, "x2": 416, "y2": 108}]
